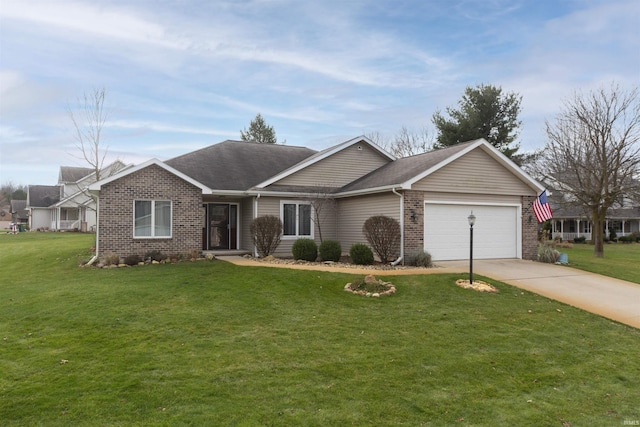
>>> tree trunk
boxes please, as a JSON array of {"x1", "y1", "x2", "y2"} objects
[{"x1": 592, "y1": 210, "x2": 605, "y2": 258}]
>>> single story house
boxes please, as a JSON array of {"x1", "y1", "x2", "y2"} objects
[
  {"x1": 550, "y1": 205, "x2": 640, "y2": 241},
  {"x1": 88, "y1": 136, "x2": 544, "y2": 262}
]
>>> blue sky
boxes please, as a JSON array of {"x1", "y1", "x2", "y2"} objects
[{"x1": 1, "y1": 0, "x2": 639, "y2": 186}]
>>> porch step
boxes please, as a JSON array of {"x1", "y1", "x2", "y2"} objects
[{"x1": 203, "y1": 250, "x2": 251, "y2": 257}]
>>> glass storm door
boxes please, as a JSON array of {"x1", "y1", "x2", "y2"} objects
[{"x1": 207, "y1": 204, "x2": 237, "y2": 250}]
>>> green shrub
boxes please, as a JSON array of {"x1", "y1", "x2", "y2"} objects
[
  {"x1": 350, "y1": 243, "x2": 374, "y2": 265},
  {"x1": 292, "y1": 238, "x2": 318, "y2": 262},
  {"x1": 123, "y1": 254, "x2": 142, "y2": 266},
  {"x1": 618, "y1": 235, "x2": 633, "y2": 243},
  {"x1": 319, "y1": 240, "x2": 342, "y2": 262},
  {"x1": 573, "y1": 236, "x2": 586, "y2": 243},
  {"x1": 537, "y1": 242, "x2": 560, "y2": 264},
  {"x1": 609, "y1": 229, "x2": 617, "y2": 242},
  {"x1": 406, "y1": 249, "x2": 432, "y2": 267}
]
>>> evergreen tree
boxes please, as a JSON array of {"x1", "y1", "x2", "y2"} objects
[
  {"x1": 432, "y1": 84, "x2": 522, "y2": 159},
  {"x1": 240, "y1": 113, "x2": 279, "y2": 144}
]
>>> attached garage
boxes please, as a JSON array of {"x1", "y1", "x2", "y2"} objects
[{"x1": 424, "y1": 202, "x2": 521, "y2": 261}]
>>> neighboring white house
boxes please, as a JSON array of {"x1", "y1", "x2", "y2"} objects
[
  {"x1": 27, "y1": 162, "x2": 125, "y2": 231},
  {"x1": 547, "y1": 187, "x2": 640, "y2": 241}
]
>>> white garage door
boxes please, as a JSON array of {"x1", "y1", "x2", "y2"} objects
[{"x1": 424, "y1": 203, "x2": 519, "y2": 261}]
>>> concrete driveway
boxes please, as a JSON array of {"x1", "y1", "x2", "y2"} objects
[{"x1": 437, "y1": 259, "x2": 640, "y2": 329}]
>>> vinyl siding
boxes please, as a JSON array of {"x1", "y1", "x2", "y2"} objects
[
  {"x1": 256, "y1": 196, "x2": 338, "y2": 257},
  {"x1": 422, "y1": 192, "x2": 521, "y2": 205},
  {"x1": 273, "y1": 144, "x2": 390, "y2": 188},
  {"x1": 337, "y1": 192, "x2": 401, "y2": 251},
  {"x1": 240, "y1": 197, "x2": 254, "y2": 252},
  {"x1": 412, "y1": 148, "x2": 536, "y2": 195}
]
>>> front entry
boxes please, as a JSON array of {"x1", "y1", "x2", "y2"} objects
[{"x1": 205, "y1": 203, "x2": 238, "y2": 250}]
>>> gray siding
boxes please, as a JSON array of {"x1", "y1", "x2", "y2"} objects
[
  {"x1": 422, "y1": 192, "x2": 522, "y2": 205},
  {"x1": 274, "y1": 144, "x2": 390, "y2": 187},
  {"x1": 256, "y1": 196, "x2": 338, "y2": 257},
  {"x1": 240, "y1": 197, "x2": 254, "y2": 252},
  {"x1": 413, "y1": 148, "x2": 536, "y2": 196},
  {"x1": 337, "y1": 192, "x2": 401, "y2": 251}
]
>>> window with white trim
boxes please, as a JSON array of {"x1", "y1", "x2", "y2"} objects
[
  {"x1": 281, "y1": 201, "x2": 313, "y2": 238},
  {"x1": 134, "y1": 200, "x2": 172, "y2": 238}
]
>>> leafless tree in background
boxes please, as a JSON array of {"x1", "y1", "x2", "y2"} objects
[
  {"x1": 542, "y1": 83, "x2": 640, "y2": 257},
  {"x1": 69, "y1": 87, "x2": 111, "y2": 182}
]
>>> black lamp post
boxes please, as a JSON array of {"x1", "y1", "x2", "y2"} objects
[{"x1": 468, "y1": 211, "x2": 476, "y2": 284}]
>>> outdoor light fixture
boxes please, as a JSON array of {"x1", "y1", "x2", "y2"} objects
[
  {"x1": 468, "y1": 211, "x2": 476, "y2": 284},
  {"x1": 410, "y1": 209, "x2": 417, "y2": 222}
]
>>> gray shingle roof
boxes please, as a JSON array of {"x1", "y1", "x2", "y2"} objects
[
  {"x1": 28, "y1": 185, "x2": 61, "y2": 207},
  {"x1": 165, "y1": 140, "x2": 317, "y2": 191},
  {"x1": 59, "y1": 166, "x2": 93, "y2": 183},
  {"x1": 340, "y1": 141, "x2": 477, "y2": 192}
]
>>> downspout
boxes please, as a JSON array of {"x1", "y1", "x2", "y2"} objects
[
  {"x1": 253, "y1": 193, "x2": 261, "y2": 257},
  {"x1": 391, "y1": 187, "x2": 404, "y2": 266},
  {"x1": 86, "y1": 196, "x2": 99, "y2": 266}
]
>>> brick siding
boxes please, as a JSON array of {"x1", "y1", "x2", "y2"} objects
[
  {"x1": 521, "y1": 195, "x2": 538, "y2": 260},
  {"x1": 97, "y1": 164, "x2": 202, "y2": 259},
  {"x1": 403, "y1": 190, "x2": 424, "y2": 259}
]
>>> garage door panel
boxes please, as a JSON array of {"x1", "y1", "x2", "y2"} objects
[{"x1": 424, "y1": 204, "x2": 518, "y2": 261}]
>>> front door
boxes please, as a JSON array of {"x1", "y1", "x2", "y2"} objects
[{"x1": 206, "y1": 204, "x2": 238, "y2": 250}]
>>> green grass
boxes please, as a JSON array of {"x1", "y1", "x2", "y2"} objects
[
  {"x1": 1, "y1": 233, "x2": 639, "y2": 426},
  {"x1": 560, "y1": 242, "x2": 640, "y2": 284}
]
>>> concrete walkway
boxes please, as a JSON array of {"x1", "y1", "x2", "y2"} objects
[{"x1": 217, "y1": 256, "x2": 640, "y2": 329}]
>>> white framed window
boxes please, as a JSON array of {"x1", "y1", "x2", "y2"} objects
[
  {"x1": 280, "y1": 201, "x2": 313, "y2": 239},
  {"x1": 134, "y1": 200, "x2": 172, "y2": 238}
]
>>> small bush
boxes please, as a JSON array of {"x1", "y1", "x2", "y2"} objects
[
  {"x1": 103, "y1": 253, "x2": 120, "y2": 266},
  {"x1": 319, "y1": 240, "x2": 342, "y2": 262},
  {"x1": 350, "y1": 243, "x2": 374, "y2": 265},
  {"x1": 573, "y1": 236, "x2": 586, "y2": 243},
  {"x1": 556, "y1": 241, "x2": 573, "y2": 249},
  {"x1": 250, "y1": 215, "x2": 283, "y2": 257},
  {"x1": 406, "y1": 249, "x2": 432, "y2": 267},
  {"x1": 618, "y1": 235, "x2": 633, "y2": 243},
  {"x1": 124, "y1": 254, "x2": 142, "y2": 266},
  {"x1": 145, "y1": 250, "x2": 167, "y2": 262},
  {"x1": 362, "y1": 215, "x2": 400, "y2": 263},
  {"x1": 292, "y1": 238, "x2": 318, "y2": 261},
  {"x1": 609, "y1": 229, "x2": 617, "y2": 242},
  {"x1": 537, "y1": 242, "x2": 560, "y2": 264}
]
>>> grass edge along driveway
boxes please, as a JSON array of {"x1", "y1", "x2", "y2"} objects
[{"x1": 1, "y1": 233, "x2": 639, "y2": 426}]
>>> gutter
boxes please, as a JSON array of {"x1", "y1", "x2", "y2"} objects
[{"x1": 391, "y1": 187, "x2": 404, "y2": 266}]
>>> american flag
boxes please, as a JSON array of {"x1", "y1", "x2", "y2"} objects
[{"x1": 532, "y1": 190, "x2": 553, "y2": 223}]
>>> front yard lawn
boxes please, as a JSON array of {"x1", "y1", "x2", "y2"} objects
[
  {"x1": 1, "y1": 233, "x2": 639, "y2": 426},
  {"x1": 560, "y1": 243, "x2": 640, "y2": 284}
]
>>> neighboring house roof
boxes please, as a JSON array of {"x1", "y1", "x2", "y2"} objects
[
  {"x1": 165, "y1": 140, "x2": 317, "y2": 191},
  {"x1": 27, "y1": 185, "x2": 61, "y2": 208},
  {"x1": 340, "y1": 139, "x2": 544, "y2": 195},
  {"x1": 59, "y1": 166, "x2": 93, "y2": 183},
  {"x1": 10, "y1": 199, "x2": 29, "y2": 220}
]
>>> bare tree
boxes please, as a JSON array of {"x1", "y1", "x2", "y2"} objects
[
  {"x1": 389, "y1": 126, "x2": 433, "y2": 157},
  {"x1": 305, "y1": 186, "x2": 337, "y2": 243},
  {"x1": 542, "y1": 83, "x2": 640, "y2": 257},
  {"x1": 366, "y1": 126, "x2": 434, "y2": 158},
  {"x1": 69, "y1": 87, "x2": 111, "y2": 182}
]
